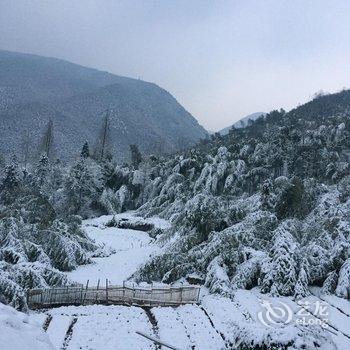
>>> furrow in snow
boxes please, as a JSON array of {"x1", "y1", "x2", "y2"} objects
[
  {"x1": 152, "y1": 306, "x2": 194, "y2": 350},
  {"x1": 176, "y1": 304, "x2": 226, "y2": 350},
  {"x1": 45, "y1": 314, "x2": 74, "y2": 350}
]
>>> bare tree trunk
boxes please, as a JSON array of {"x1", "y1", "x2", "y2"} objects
[
  {"x1": 40, "y1": 120, "x2": 54, "y2": 158},
  {"x1": 21, "y1": 131, "x2": 31, "y2": 168},
  {"x1": 100, "y1": 110, "x2": 110, "y2": 160}
]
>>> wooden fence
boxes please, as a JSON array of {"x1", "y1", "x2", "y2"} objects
[{"x1": 26, "y1": 281, "x2": 201, "y2": 309}]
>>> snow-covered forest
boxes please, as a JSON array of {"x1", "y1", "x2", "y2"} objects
[
  {"x1": 1, "y1": 90, "x2": 350, "y2": 304},
  {"x1": 1, "y1": 90, "x2": 350, "y2": 348}
]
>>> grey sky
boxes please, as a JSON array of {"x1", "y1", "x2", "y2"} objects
[{"x1": 1, "y1": 0, "x2": 350, "y2": 131}]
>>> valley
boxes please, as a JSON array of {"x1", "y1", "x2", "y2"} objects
[
  {"x1": 16, "y1": 214, "x2": 350, "y2": 350},
  {"x1": 2, "y1": 3, "x2": 350, "y2": 349}
]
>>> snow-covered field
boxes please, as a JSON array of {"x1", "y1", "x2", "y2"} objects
[
  {"x1": 3, "y1": 213, "x2": 350, "y2": 350},
  {"x1": 24, "y1": 292, "x2": 350, "y2": 350}
]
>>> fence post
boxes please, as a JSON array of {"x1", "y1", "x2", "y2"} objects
[
  {"x1": 196, "y1": 287, "x2": 200, "y2": 303},
  {"x1": 83, "y1": 280, "x2": 89, "y2": 305},
  {"x1": 105, "y1": 279, "x2": 108, "y2": 304},
  {"x1": 96, "y1": 279, "x2": 100, "y2": 303},
  {"x1": 122, "y1": 281, "x2": 125, "y2": 302},
  {"x1": 80, "y1": 285, "x2": 84, "y2": 304}
]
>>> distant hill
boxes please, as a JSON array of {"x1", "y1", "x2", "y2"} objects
[
  {"x1": 219, "y1": 112, "x2": 265, "y2": 135},
  {"x1": 0, "y1": 50, "x2": 208, "y2": 161}
]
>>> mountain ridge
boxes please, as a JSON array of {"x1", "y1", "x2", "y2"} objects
[
  {"x1": 218, "y1": 112, "x2": 265, "y2": 135},
  {"x1": 0, "y1": 50, "x2": 208, "y2": 161}
]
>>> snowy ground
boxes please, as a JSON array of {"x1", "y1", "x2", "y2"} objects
[
  {"x1": 66, "y1": 213, "x2": 166, "y2": 285},
  {"x1": 7, "y1": 213, "x2": 350, "y2": 350},
  {"x1": 0, "y1": 303, "x2": 53, "y2": 350},
  {"x1": 27, "y1": 292, "x2": 350, "y2": 350}
]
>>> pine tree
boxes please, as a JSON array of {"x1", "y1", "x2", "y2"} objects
[
  {"x1": 35, "y1": 153, "x2": 50, "y2": 189},
  {"x1": 0, "y1": 159, "x2": 20, "y2": 204},
  {"x1": 130, "y1": 144, "x2": 142, "y2": 169},
  {"x1": 81, "y1": 141, "x2": 90, "y2": 159},
  {"x1": 294, "y1": 258, "x2": 310, "y2": 300},
  {"x1": 275, "y1": 176, "x2": 306, "y2": 219},
  {"x1": 264, "y1": 224, "x2": 298, "y2": 296},
  {"x1": 64, "y1": 158, "x2": 98, "y2": 215},
  {"x1": 260, "y1": 179, "x2": 275, "y2": 210}
]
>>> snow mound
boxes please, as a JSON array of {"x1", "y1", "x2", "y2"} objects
[{"x1": 0, "y1": 303, "x2": 54, "y2": 350}]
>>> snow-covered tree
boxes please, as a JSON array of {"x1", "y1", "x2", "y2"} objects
[
  {"x1": 34, "y1": 153, "x2": 50, "y2": 190},
  {"x1": 81, "y1": 141, "x2": 90, "y2": 159},
  {"x1": 294, "y1": 258, "x2": 310, "y2": 300},
  {"x1": 64, "y1": 158, "x2": 100, "y2": 215},
  {"x1": 0, "y1": 159, "x2": 20, "y2": 204},
  {"x1": 335, "y1": 258, "x2": 350, "y2": 298},
  {"x1": 321, "y1": 271, "x2": 338, "y2": 295},
  {"x1": 262, "y1": 223, "x2": 298, "y2": 296},
  {"x1": 130, "y1": 144, "x2": 142, "y2": 169}
]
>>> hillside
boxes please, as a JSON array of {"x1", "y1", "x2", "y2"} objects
[{"x1": 0, "y1": 50, "x2": 207, "y2": 161}]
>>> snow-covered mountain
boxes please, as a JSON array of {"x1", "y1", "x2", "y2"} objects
[
  {"x1": 0, "y1": 50, "x2": 208, "y2": 161},
  {"x1": 219, "y1": 112, "x2": 265, "y2": 135}
]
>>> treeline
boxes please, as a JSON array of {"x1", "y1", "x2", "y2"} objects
[{"x1": 0, "y1": 109, "x2": 146, "y2": 170}]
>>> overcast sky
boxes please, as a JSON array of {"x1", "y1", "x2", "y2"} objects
[{"x1": 1, "y1": 0, "x2": 350, "y2": 131}]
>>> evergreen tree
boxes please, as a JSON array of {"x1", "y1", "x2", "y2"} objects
[
  {"x1": 130, "y1": 144, "x2": 142, "y2": 169},
  {"x1": 81, "y1": 141, "x2": 90, "y2": 159},
  {"x1": 35, "y1": 154, "x2": 50, "y2": 189},
  {"x1": 64, "y1": 158, "x2": 98, "y2": 215},
  {"x1": 260, "y1": 179, "x2": 275, "y2": 210},
  {"x1": 275, "y1": 177, "x2": 316, "y2": 220},
  {"x1": 0, "y1": 159, "x2": 20, "y2": 204},
  {"x1": 264, "y1": 225, "x2": 298, "y2": 296},
  {"x1": 294, "y1": 258, "x2": 310, "y2": 300}
]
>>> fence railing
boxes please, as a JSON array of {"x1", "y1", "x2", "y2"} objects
[{"x1": 26, "y1": 281, "x2": 201, "y2": 309}]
